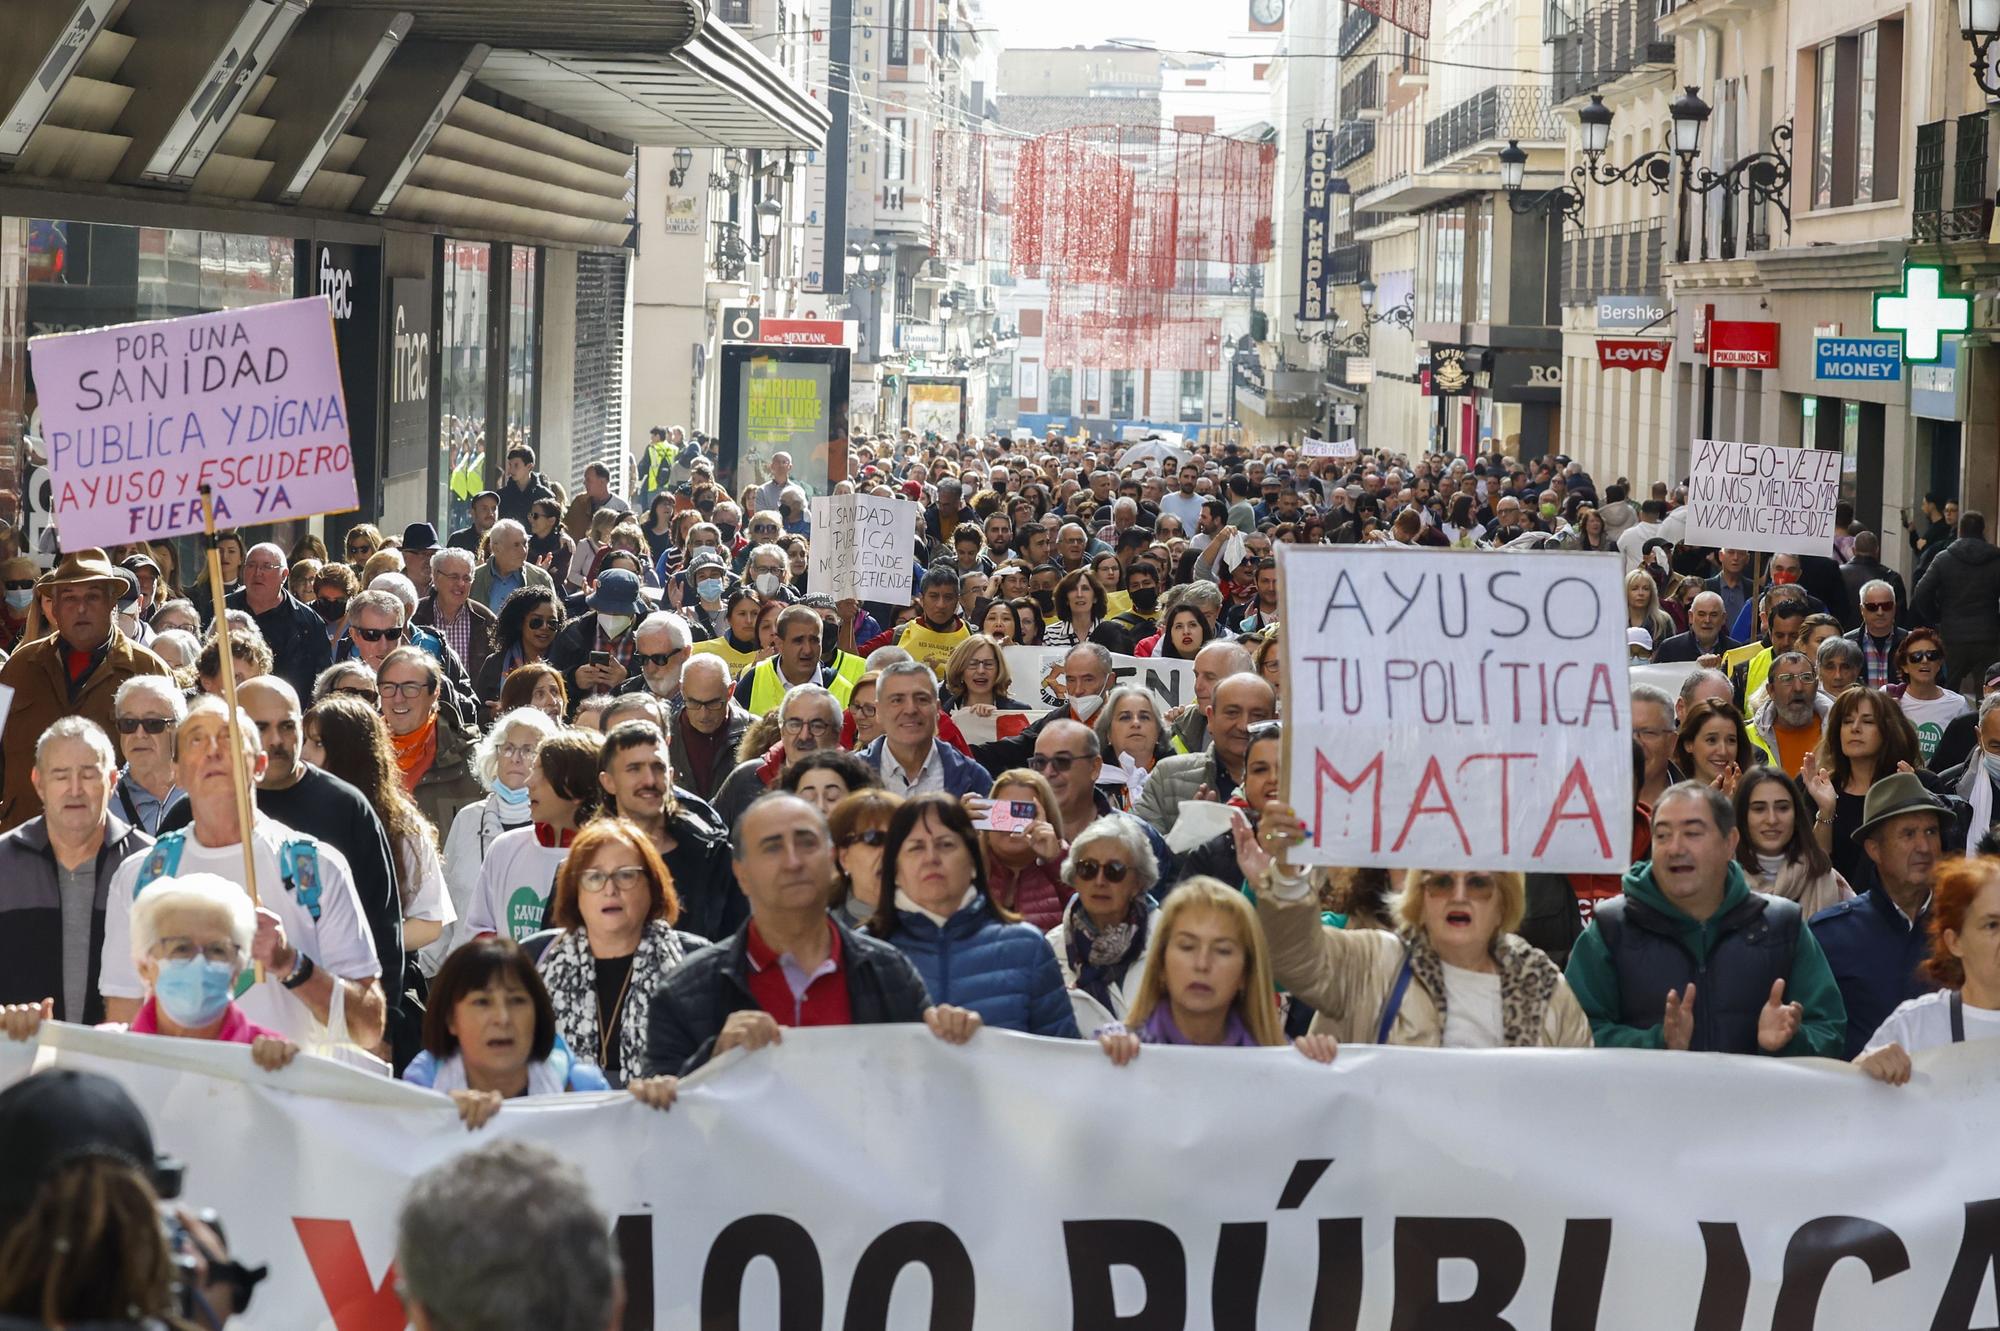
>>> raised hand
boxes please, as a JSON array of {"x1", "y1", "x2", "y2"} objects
[
  {"x1": 1756, "y1": 978, "x2": 1804, "y2": 1053},
  {"x1": 1663, "y1": 983, "x2": 1696, "y2": 1051}
]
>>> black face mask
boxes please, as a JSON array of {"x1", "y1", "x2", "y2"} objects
[
  {"x1": 716, "y1": 525, "x2": 738, "y2": 545},
  {"x1": 1033, "y1": 589, "x2": 1056, "y2": 615},
  {"x1": 1129, "y1": 587, "x2": 1160, "y2": 614},
  {"x1": 315, "y1": 598, "x2": 347, "y2": 622}
]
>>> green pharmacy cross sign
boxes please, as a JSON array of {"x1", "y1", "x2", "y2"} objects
[{"x1": 1874, "y1": 264, "x2": 1971, "y2": 363}]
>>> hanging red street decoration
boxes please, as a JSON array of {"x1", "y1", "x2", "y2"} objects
[
  {"x1": 1350, "y1": 0, "x2": 1431, "y2": 38},
  {"x1": 931, "y1": 124, "x2": 1277, "y2": 372}
]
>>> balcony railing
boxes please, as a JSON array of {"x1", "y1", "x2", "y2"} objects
[
  {"x1": 1424, "y1": 85, "x2": 1561, "y2": 168},
  {"x1": 1329, "y1": 243, "x2": 1370, "y2": 287},
  {"x1": 1331, "y1": 120, "x2": 1376, "y2": 169},
  {"x1": 1551, "y1": 0, "x2": 1674, "y2": 104},
  {"x1": 1339, "y1": 4, "x2": 1379, "y2": 56},
  {"x1": 1560, "y1": 219, "x2": 1665, "y2": 306},
  {"x1": 1914, "y1": 113, "x2": 1994, "y2": 242}
]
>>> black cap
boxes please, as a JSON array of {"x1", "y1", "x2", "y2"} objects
[
  {"x1": 401, "y1": 522, "x2": 440, "y2": 552},
  {"x1": 0, "y1": 1069, "x2": 169, "y2": 1231}
]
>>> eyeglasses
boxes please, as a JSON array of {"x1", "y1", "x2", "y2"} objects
[
  {"x1": 1906, "y1": 650, "x2": 1943, "y2": 664},
  {"x1": 526, "y1": 617, "x2": 556, "y2": 631},
  {"x1": 1633, "y1": 727, "x2": 1676, "y2": 741},
  {"x1": 849, "y1": 703, "x2": 877, "y2": 719},
  {"x1": 155, "y1": 936, "x2": 241, "y2": 966},
  {"x1": 633, "y1": 652, "x2": 680, "y2": 669},
  {"x1": 1421, "y1": 877, "x2": 1498, "y2": 897},
  {"x1": 351, "y1": 626, "x2": 404, "y2": 644},
  {"x1": 380, "y1": 680, "x2": 436, "y2": 699},
  {"x1": 782, "y1": 717, "x2": 835, "y2": 737},
  {"x1": 115, "y1": 716, "x2": 173, "y2": 735},
  {"x1": 1072, "y1": 858, "x2": 1130, "y2": 883},
  {"x1": 1862, "y1": 601, "x2": 1896, "y2": 612},
  {"x1": 244, "y1": 561, "x2": 284, "y2": 575},
  {"x1": 578, "y1": 865, "x2": 650, "y2": 893},
  {"x1": 750, "y1": 524, "x2": 780, "y2": 536},
  {"x1": 1772, "y1": 672, "x2": 1817, "y2": 686},
  {"x1": 499, "y1": 743, "x2": 538, "y2": 761},
  {"x1": 335, "y1": 686, "x2": 380, "y2": 703},
  {"x1": 1028, "y1": 753, "x2": 1082, "y2": 774},
  {"x1": 840, "y1": 828, "x2": 889, "y2": 848},
  {"x1": 681, "y1": 694, "x2": 728, "y2": 713}
]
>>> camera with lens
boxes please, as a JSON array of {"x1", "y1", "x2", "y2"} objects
[{"x1": 153, "y1": 1155, "x2": 267, "y2": 1328}]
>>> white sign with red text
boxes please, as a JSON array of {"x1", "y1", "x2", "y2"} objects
[{"x1": 1277, "y1": 545, "x2": 1632, "y2": 872}]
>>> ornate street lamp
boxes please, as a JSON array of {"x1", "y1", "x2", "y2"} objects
[
  {"x1": 1959, "y1": 0, "x2": 2000, "y2": 94},
  {"x1": 669, "y1": 145, "x2": 694, "y2": 188},
  {"x1": 1498, "y1": 140, "x2": 1585, "y2": 232}
]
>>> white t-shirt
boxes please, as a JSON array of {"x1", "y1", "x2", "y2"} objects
[
  {"x1": 1898, "y1": 691, "x2": 1972, "y2": 766},
  {"x1": 1158, "y1": 490, "x2": 1205, "y2": 532},
  {"x1": 461, "y1": 825, "x2": 569, "y2": 944},
  {"x1": 1440, "y1": 961, "x2": 1505, "y2": 1049},
  {"x1": 398, "y1": 838, "x2": 453, "y2": 925},
  {"x1": 1865, "y1": 989, "x2": 2000, "y2": 1055},
  {"x1": 101, "y1": 817, "x2": 380, "y2": 1042},
  {"x1": 434, "y1": 793, "x2": 530, "y2": 964}
]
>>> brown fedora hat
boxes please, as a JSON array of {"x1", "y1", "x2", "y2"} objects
[{"x1": 43, "y1": 548, "x2": 126, "y2": 593}]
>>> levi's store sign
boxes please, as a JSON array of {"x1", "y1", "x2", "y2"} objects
[
  {"x1": 1708, "y1": 319, "x2": 1779, "y2": 369},
  {"x1": 1597, "y1": 339, "x2": 1670, "y2": 371}
]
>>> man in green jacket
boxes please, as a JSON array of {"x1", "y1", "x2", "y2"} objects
[{"x1": 1565, "y1": 781, "x2": 1846, "y2": 1056}]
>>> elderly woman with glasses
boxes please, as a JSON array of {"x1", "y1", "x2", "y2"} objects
[
  {"x1": 534, "y1": 819, "x2": 706, "y2": 1087},
  {"x1": 433, "y1": 707, "x2": 561, "y2": 957},
  {"x1": 2, "y1": 873, "x2": 299, "y2": 1072},
  {"x1": 1048, "y1": 813, "x2": 1158, "y2": 1032},
  {"x1": 1239, "y1": 799, "x2": 1593, "y2": 1048}
]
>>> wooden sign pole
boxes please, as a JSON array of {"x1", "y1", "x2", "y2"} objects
[{"x1": 198, "y1": 485, "x2": 265, "y2": 978}]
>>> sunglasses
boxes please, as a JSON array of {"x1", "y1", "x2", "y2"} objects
[
  {"x1": 632, "y1": 652, "x2": 679, "y2": 669},
  {"x1": 351, "y1": 626, "x2": 404, "y2": 644},
  {"x1": 115, "y1": 717, "x2": 173, "y2": 735},
  {"x1": 3, "y1": 579, "x2": 34, "y2": 591},
  {"x1": 840, "y1": 828, "x2": 889, "y2": 848},
  {"x1": 1072, "y1": 858, "x2": 1131, "y2": 883},
  {"x1": 526, "y1": 616, "x2": 557, "y2": 631},
  {"x1": 1862, "y1": 601, "x2": 1896, "y2": 612},
  {"x1": 1905, "y1": 650, "x2": 1943, "y2": 664},
  {"x1": 1028, "y1": 753, "x2": 1081, "y2": 774}
]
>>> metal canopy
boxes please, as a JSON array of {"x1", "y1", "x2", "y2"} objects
[{"x1": 312, "y1": 0, "x2": 704, "y2": 49}]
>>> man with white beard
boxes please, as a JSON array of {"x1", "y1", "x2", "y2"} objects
[{"x1": 616, "y1": 612, "x2": 694, "y2": 704}]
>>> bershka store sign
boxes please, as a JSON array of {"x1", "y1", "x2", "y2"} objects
[
  {"x1": 1708, "y1": 319, "x2": 1780, "y2": 369},
  {"x1": 1598, "y1": 338, "x2": 1671, "y2": 371}
]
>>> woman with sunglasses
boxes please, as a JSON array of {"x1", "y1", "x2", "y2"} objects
[
  {"x1": 829, "y1": 789, "x2": 904, "y2": 927},
  {"x1": 0, "y1": 555, "x2": 38, "y2": 654},
  {"x1": 981, "y1": 769, "x2": 1070, "y2": 930},
  {"x1": 1890, "y1": 628, "x2": 1969, "y2": 768},
  {"x1": 1048, "y1": 812, "x2": 1155, "y2": 1032},
  {"x1": 1240, "y1": 809, "x2": 1592, "y2": 1048},
  {"x1": 344, "y1": 523, "x2": 383, "y2": 572},
  {"x1": 870, "y1": 793, "x2": 1079, "y2": 1036},
  {"x1": 475, "y1": 586, "x2": 566, "y2": 716},
  {"x1": 1095, "y1": 877, "x2": 1339, "y2": 1063},
  {"x1": 527, "y1": 499, "x2": 574, "y2": 576}
]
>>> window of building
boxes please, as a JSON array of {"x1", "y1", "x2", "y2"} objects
[
  {"x1": 1019, "y1": 308, "x2": 1044, "y2": 337},
  {"x1": 887, "y1": 0, "x2": 910, "y2": 67},
  {"x1": 1423, "y1": 205, "x2": 1466, "y2": 324},
  {"x1": 438, "y1": 239, "x2": 491, "y2": 533},
  {"x1": 715, "y1": 0, "x2": 751, "y2": 22},
  {"x1": 1178, "y1": 371, "x2": 1206, "y2": 422},
  {"x1": 1812, "y1": 22, "x2": 1901, "y2": 209},
  {"x1": 1109, "y1": 370, "x2": 1136, "y2": 419},
  {"x1": 884, "y1": 117, "x2": 908, "y2": 181},
  {"x1": 1046, "y1": 368, "x2": 1073, "y2": 414}
]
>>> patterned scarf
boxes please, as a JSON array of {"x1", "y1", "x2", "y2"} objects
[
  {"x1": 538, "y1": 921, "x2": 685, "y2": 1086},
  {"x1": 1062, "y1": 893, "x2": 1151, "y2": 1014}
]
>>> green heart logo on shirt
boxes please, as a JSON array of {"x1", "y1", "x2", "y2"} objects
[{"x1": 507, "y1": 887, "x2": 546, "y2": 941}]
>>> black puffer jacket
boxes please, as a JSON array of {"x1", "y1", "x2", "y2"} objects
[{"x1": 1914, "y1": 534, "x2": 2000, "y2": 645}]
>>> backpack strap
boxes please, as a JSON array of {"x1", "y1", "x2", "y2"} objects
[
  {"x1": 1951, "y1": 990, "x2": 1966, "y2": 1044},
  {"x1": 280, "y1": 840, "x2": 323, "y2": 922},
  {"x1": 132, "y1": 832, "x2": 187, "y2": 898},
  {"x1": 1375, "y1": 950, "x2": 1416, "y2": 1045}
]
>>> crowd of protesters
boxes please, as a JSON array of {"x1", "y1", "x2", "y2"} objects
[{"x1": 3, "y1": 424, "x2": 2000, "y2": 1323}]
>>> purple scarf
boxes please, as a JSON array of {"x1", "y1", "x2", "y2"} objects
[{"x1": 1138, "y1": 1004, "x2": 1258, "y2": 1047}]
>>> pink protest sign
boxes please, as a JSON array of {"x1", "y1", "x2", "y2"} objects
[{"x1": 28, "y1": 296, "x2": 357, "y2": 546}]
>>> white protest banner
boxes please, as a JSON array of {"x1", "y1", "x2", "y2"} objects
[
  {"x1": 951, "y1": 703, "x2": 1047, "y2": 748},
  {"x1": 1683, "y1": 438, "x2": 1841, "y2": 555},
  {"x1": 808, "y1": 493, "x2": 918, "y2": 601},
  {"x1": 1277, "y1": 545, "x2": 1631, "y2": 872},
  {"x1": 29, "y1": 297, "x2": 357, "y2": 548},
  {"x1": 1003, "y1": 644, "x2": 1195, "y2": 715},
  {"x1": 1299, "y1": 436, "x2": 1356, "y2": 459},
  {"x1": 8, "y1": 1023, "x2": 2000, "y2": 1330}
]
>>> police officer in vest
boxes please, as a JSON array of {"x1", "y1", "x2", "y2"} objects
[
  {"x1": 1564, "y1": 781, "x2": 1848, "y2": 1055},
  {"x1": 735, "y1": 605, "x2": 852, "y2": 713}
]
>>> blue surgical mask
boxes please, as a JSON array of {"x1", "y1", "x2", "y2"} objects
[
  {"x1": 697, "y1": 577, "x2": 723, "y2": 602},
  {"x1": 495, "y1": 780, "x2": 531, "y2": 807},
  {"x1": 153, "y1": 956, "x2": 236, "y2": 1028},
  {"x1": 1983, "y1": 754, "x2": 2000, "y2": 784},
  {"x1": 4, "y1": 589, "x2": 33, "y2": 612}
]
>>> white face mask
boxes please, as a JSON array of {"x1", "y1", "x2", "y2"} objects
[
  {"x1": 1069, "y1": 692, "x2": 1104, "y2": 721},
  {"x1": 598, "y1": 613, "x2": 634, "y2": 639},
  {"x1": 754, "y1": 572, "x2": 783, "y2": 596}
]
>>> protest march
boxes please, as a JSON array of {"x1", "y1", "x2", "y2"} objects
[{"x1": 4, "y1": 302, "x2": 2000, "y2": 1331}]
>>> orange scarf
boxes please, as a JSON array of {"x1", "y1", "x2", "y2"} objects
[{"x1": 390, "y1": 714, "x2": 438, "y2": 791}]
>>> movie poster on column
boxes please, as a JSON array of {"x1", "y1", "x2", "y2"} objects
[{"x1": 1277, "y1": 545, "x2": 1631, "y2": 872}]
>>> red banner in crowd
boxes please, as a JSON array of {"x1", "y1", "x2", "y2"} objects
[{"x1": 1597, "y1": 338, "x2": 1672, "y2": 371}]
